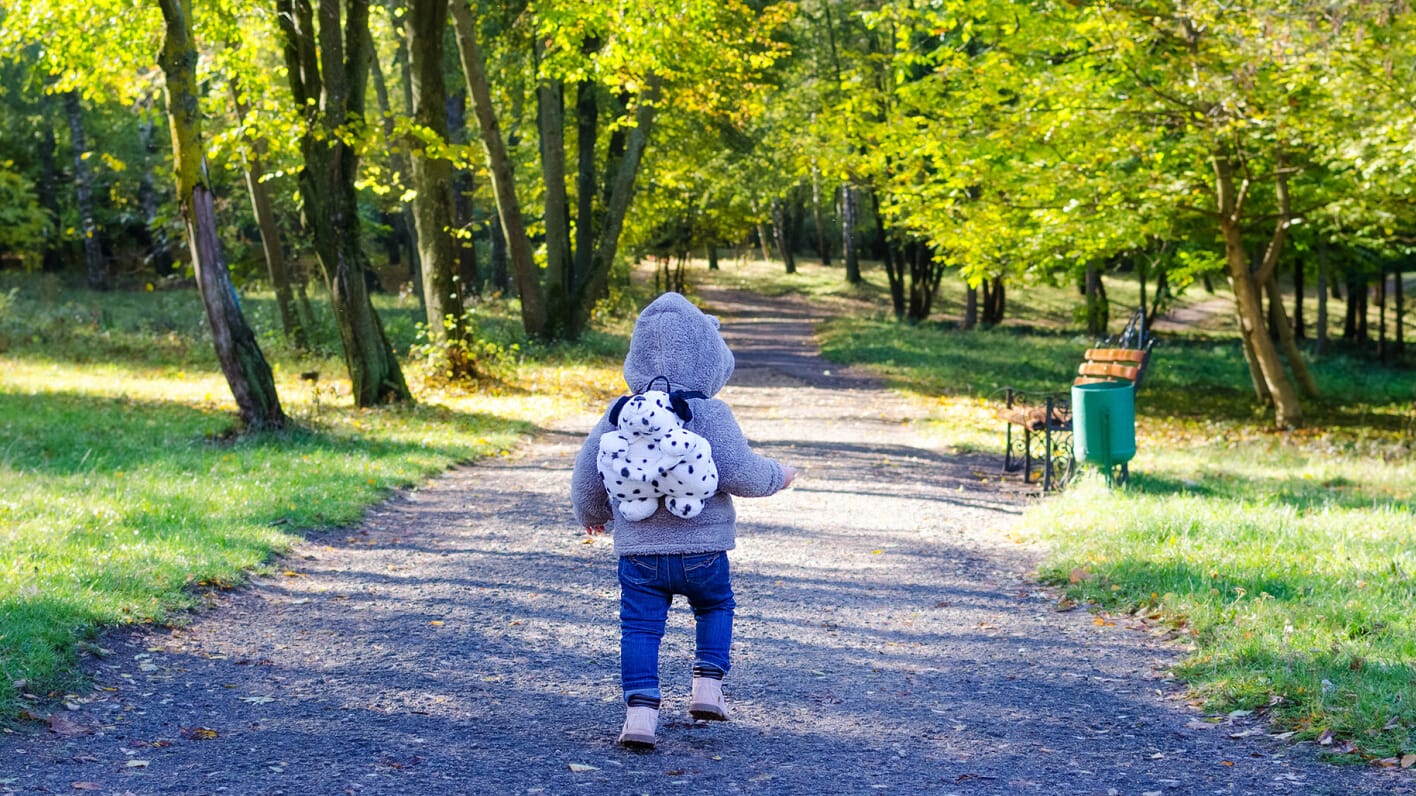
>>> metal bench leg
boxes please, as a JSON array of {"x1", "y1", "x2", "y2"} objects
[{"x1": 1023, "y1": 428, "x2": 1034, "y2": 484}]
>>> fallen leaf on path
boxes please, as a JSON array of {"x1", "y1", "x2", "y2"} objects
[
  {"x1": 71, "y1": 783, "x2": 102, "y2": 791},
  {"x1": 125, "y1": 759, "x2": 150, "y2": 768},
  {"x1": 1317, "y1": 729, "x2": 1335, "y2": 746},
  {"x1": 240, "y1": 696, "x2": 275, "y2": 704},
  {"x1": 1373, "y1": 757, "x2": 1401, "y2": 768},
  {"x1": 1184, "y1": 719, "x2": 1217, "y2": 730},
  {"x1": 180, "y1": 726, "x2": 219, "y2": 740},
  {"x1": 568, "y1": 763, "x2": 599, "y2": 773},
  {"x1": 1402, "y1": 753, "x2": 1416, "y2": 769},
  {"x1": 48, "y1": 714, "x2": 89, "y2": 736}
]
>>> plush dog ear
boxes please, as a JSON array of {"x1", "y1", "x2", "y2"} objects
[
  {"x1": 607, "y1": 396, "x2": 631, "y2": 426},
  {"x1": 668, "y1": 389, "x2": 708, "y2": 422}
]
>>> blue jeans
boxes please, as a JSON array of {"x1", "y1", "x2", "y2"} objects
[{"x1": 619, "y1": 552, "x2": 735, "y2": 704}]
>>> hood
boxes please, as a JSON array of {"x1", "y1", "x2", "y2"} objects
[{"x1": 623, "y1": 292, "x2": 734, "y2": 397}]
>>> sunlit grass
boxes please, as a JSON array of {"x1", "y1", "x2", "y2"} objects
[
  {"x1": 0, "y1": 273, "x2": 629, "y2": 720},
  {"x1": 700, "y1": 256, "x2": 1416, "y2": 762}
]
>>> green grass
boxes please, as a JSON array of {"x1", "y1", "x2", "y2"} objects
[
  {"x1": 0, "y1": 272, "x2": 629, "y2": 720},
  {"x1": 702, "y1": 258, "x2": 1416, "y2": 763}
]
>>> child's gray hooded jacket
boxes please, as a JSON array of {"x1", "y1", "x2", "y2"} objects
[{"x1": 571, "y1": 292, "x2": 788, "y2": 556}]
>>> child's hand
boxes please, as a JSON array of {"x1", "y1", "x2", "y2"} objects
[
  {"x1": 585, "y1": 524, "x2": 607, "y2": 536},
  {"x1": 781, "y1": 465, "x2": 798, "y2": 488}
]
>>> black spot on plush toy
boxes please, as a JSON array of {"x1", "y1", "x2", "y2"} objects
[{"x1": 596, "y1": 388, "x2": 720, "y2": 520}]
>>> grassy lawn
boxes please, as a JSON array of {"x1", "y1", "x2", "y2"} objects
[
  {"x1": 702, "y1": 257, "x2": 1416, "y2": 764},
  {"x1": 0, "y1": 273, "x2": 628, "y2": 721}
]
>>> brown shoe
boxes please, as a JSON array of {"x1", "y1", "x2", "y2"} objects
[
  {"x1": 618, "y1": 706, "x2": 658, "y2": 748},
  {"x1": 688, "y1": 677, "x2": 729, "y2": 721}
]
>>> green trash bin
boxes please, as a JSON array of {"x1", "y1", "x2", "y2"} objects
[{"x1": 1071, "y1": 381, "x2": 1136, "y2": 481}]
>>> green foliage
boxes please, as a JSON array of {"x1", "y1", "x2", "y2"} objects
[
  {"x1": 410, "y1": 309, "x2": 523, "y2": 385},
  {"x1": 0, "y1": 165, "x2": 47, "y2": 266}
]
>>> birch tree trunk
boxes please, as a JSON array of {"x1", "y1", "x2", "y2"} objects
[
  {"x1": 157, "y1": 0, "x2": 286, "y2": 430},
  {"x1": 811, "y1": 163, "x2": 830, "y2": 265},
  {"x1": 842, "y1": 183, "x2": 860, "y2": 284},
  {"x1": 65, "y1": 91, "x2": 107, "y2": 290}
]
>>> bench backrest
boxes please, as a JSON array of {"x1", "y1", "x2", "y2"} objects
[{"x1": 1075, "y1": 347, "x2": 1149, "y2": 388}]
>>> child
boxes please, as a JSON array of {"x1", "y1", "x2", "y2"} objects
[{"x1": 571, "y1": 292, "x2": 796, "y2": 749}]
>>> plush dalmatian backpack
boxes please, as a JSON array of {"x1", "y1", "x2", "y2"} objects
[{"x1": 596, "y1": 377, "x2": 720, "y2": 521}]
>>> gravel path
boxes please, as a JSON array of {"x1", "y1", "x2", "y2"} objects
[{"x1": 3, "y1": 288, "x2": 1410, "y2": 796}]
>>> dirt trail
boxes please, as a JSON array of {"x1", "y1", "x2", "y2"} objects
[{"x1": 2, "y1": 288, "x2": 1408, "y2": 796}]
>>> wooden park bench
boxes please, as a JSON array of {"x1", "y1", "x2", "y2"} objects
[{"x1": 997, "y1": 312, "x2": 1154, "y2": 491}]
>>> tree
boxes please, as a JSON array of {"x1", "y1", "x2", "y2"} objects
[
  {"x1": 63, "y1": 91, "x2": 109, "y2": 290},
  {"x1": 274, "y1": 0, "x2": 412, "y2": 406},
  {"x1": 449, "y1": 0, "x2": 546, "y2": 337},
  {"x1": 454, "y1": 0, "x2": 792, "y2": 340},
  {"x1": 156, "y1": 0, "x2": 287, "y2": 430},
  {"x1": 405, "y1": 0, "x2": 472, "y2": 375}
]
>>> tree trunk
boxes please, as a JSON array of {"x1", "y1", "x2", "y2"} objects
[
  {"x1": 964, "y1": 284, "x2": 978, "y2": 329},
  {"x1": 990, "y1": 276, "x2": 1006, "y2": 325},
  {"x1": 1292, "y1": 257, "x2": 1305, "y2": 340},
  {"x1": 231, "y1": 87, "x2": 306, "y2": 348},
  {"x1": 1315, "y1": 253, "x2": 1329, "y2": 355},
  {"x1": 707, "y1": 244, "x2": 719, "y2": 271},
  {"x1": 275, "y1": 0, "x2": 411, "y2": 407},
  {"x1": 755, "y1": 219, "x2": 771, "y2": 262},
  {"x1": 1214, "y1": 149, "x2": 1302, "y2": 426},
  {"x1": 450, "y1": 0, "x2": 546, "y2": 336},
  {"x1": 408, "y1": 0, "x2": 471, "y2": 373},
  {"x1": 1379, "y1": 269, "x2": 1390, "y2": 362},
  {"x1": 158, "y1": 0, "x2": 286, "y2": 431},
  {"x1": 37, "y1": 104, "x2": 65, "y2": 273},
  {"x1": 842, "y1": 183, "x2": 860, "y2": 284},
  {"x1": 568, "y1": 75, "x2": 661, "y2": 336},
  {"x1": 1265, "y1": 276, "x2": 1319, "y2": 399},
  {"x1": 445, "y1": 89, "x2": 480, "y2": 296},
  {"x1": 1345, "y1": 270, "x2": 1369, "y2": 343},
  {"x1": 772, "y1": 198, "x2": 795, "y2": 275},
  {"x1": 1084, "y1": 262, "x2": 1107, "y2": 338},
  {"x1": 1233, "y1": 295, "x2": 1272, "y2": 405},
  {"x1": 1395, "y1": 261, "x2": 1406, "y2": 357},
  {"x1": 535, "y1": 40, "x2": 575, "y2": 333},
  {"x1": 65, "y1": 91, "x2": 107, "y2": 290},
  {"x1": 489, "y1": 209, "x2": 509, "y2": 292},
  {"x1": 870, "y1": 191, "x2": 904, "y2": 318},
  {"x1": 368, "y1": 31, "x2": 422, "y2": 299},
  {"x1": 811, "y1": 164, "x2": 830, "y2": 265},
  {"x1": 575, "y1": 75, "x2": 598, "y2": 287}
]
